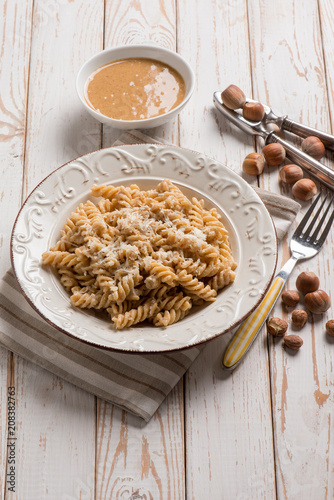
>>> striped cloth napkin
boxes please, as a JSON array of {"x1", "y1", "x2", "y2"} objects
[{"x1": 0, "y1": 131, "x2": 300, "y2": 422}]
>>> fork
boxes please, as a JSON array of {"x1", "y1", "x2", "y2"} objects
[{"x1": 222, "y1": 192, "x2": 334, "y2": 370}]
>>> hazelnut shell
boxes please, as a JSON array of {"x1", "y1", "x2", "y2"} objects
[
  {"x1": 301, "y1": 136, "x2": 325, "y2": 160},
  {"x1": 221, "y1": 85, "x2": 246, "y2": 110},
  {"x1": 283, "y1": 335, "x2": 303, "y2": 350},
  {"x1": 305, "y1": 289, "x2": 331, "y2": 314},
  {"x1": 325, "y1": 320, "x2": 334, "y2": 337},
  {"x1": 262, "y1": 143, "x2": 286, "y2": 166},
  {"x1": 242, "y1": 102, "x2": 265, "y2": 121},
  {"x1": 291, "y1": 309, "x2": 308, "y2": 328},
  {"x1": 296, "y1": 272, "x2": 320, "y2": 294},
  {"x1": 279, "y1": 164, "x2": 304, "y2": 184},
  {"x1": 292, "y1": 179, "x2": 317, "y2": 201},
  {"x1": 267, "y1": 317, "x2": 288, "y2": 337},
  {"x1": 281, "y1": 290, "x2": 300, "y2": 307},
  {"x1": 242, "y1": 152, "x2": 265, "y2": 175}
]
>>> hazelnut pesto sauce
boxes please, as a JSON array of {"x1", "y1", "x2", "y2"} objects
[{"x1": 84, "y1": 58, "x2": 186, "y2": 121}]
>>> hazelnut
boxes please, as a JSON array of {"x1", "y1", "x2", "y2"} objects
[
  {"x1": 262, "y1": 143, "x2": 286, "y2": 166},
  {"x1": 296, "y1": 271, "x2": 320, "y2": 294},
  {"x1": 242, "y1": 152, "x2": 265, "y2": 175},
  {"x1": 305, "y1": 289, "x2": 331, "y2": 314},
  {"x1": 292, "y1": 178, "x2": 317, "y2": 201},
  {"x1": 221, "y1": 85, "x2": 246, "y2": 110},
  {"x1": 266, "y1": 123, "x2": 280, "y2": 134},
  {"x1": 281, "y1": 290, "x2": 300, "y2": 307},
  {"x1": 325, "y1": 320, "x2": 334, "y2": 337},
  {"x1": 267, "y1": 317, "x2": 288, "y2": 337},
  {"x1": 291, "y1": 309, "x2": 308, "y2": 328},
  {"x1": 283, "y1": 335, "x2": 303, "y2": 350},
  {"x1": 301, "y1": 136, "x2": 325, "y2": 160},
  {"x1": 279, "y1": 164, "x2": 304, "y2": 184},
  {"x1": 242, "y1": 102, "x2": 265, "y2": 121}
]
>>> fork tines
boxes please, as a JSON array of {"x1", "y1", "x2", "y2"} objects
[{"x1": 293, "y1": 192, "x2": 334, "y2": 247}]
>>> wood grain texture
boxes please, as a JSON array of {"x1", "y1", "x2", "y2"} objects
[
  {"x1": 0, "y1": 0, "x2": 33, "y2": 495},
  {"x1": 0, "y1": 0, "x2": 33, "y2": 272},
  {"x1": 177, "y1": 0, "x2": 276, "y2": 498},
  {"x1": 319, "y1": 0, "x2": 334, "y2": 132},
  {"x1": 185, "y1": 335, "x2": 277, "y2": 500},
  {"x1": 248, "y1": 0, "x2": 334, "y2": 498},
  {"x1": 24, "y1": 0, "x2": 104, "y2": 184},
  {"x1": 95, "y1": 2, "x2": 185, "y2": 498},
  {"x1": 103, "y1": 0, "x2": 178, "y2": 148},
  {"x1": 177, "y1": 0, "x2": 254, "y2": 170},
  {"x1": 96, "y1": 381, "x2": 185, "y2": 499},
  {"x1": 5, "y1": 1, "x2": 104, "y2": 498},
  {"x1": 6, "y1": 359, "x2": 96, "y2": 500}
]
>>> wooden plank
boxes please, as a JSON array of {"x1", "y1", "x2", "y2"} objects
[
  {"x1": 0, "y1": 0, "x2": 33, "y2": 495},
  {"x1": 248, "y1": 0, "x2": 334, "y2": 498},
  {"x1": 23, "y1": 0, "x2": 104, "y2": 183},
  {"x1": 319, "y1": 0, "x2": 334, "y2": 130},
  {"x1": 95, "y1": 1, "x2": 185, "y2": 498},
  {"x1": 96, "y1": 381, "x2": 184, "y2": 499},
  {"x1": 5, "y1": 1, "x2": 104, "y2": 497},
  {"x1": 102, "y1": 0, "x2": 178, "y2": 148},
  {"x1": 0, "y1": 0, "x2": 32, "y2": 254},
  {"x1": 177, "y1": 0, "x2": 254, "y2": 170},
  {"x1": 177, "y1": 0, "x2": 276, "y2": 498}
]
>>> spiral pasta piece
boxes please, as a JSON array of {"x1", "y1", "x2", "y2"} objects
[
  {"x1": 144, "y1": 259, "x2": 177, "y2": 285},
  {"x1": 207, "y1": 269, "x2": 236, "y2": 292},
  {"x1": 112, "y1": 300, "x2": 159, "y2": 329},
  {"x1": 42, "y1": 250, "x2": 88, "y2": 269},
  {"x1": 59, "y1": 269, "x2": 78, "y2": 291},
  {"x1": 153, "y1": 308, "x2": 188, "y2": 327},
  {"x1": 112, "y1": 272, "x2": 143, "y2": 304},
  {"x1": 70, "y1": 289, "x2": 99, "y2": 308},
  {"x1": 177, "y1": 270, "x2": 217, "y2": 301}
]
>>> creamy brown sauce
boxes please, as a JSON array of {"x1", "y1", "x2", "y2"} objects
[{"x1": 84, "y1": 58, "x2": 186, "y2": 121}]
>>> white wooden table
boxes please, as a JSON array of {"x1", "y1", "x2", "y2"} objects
[{"x1": 1, "y1": 1, "x2": 334, "y2": 498}]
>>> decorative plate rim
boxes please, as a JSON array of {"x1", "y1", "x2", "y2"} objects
[{"x1": 10, "y1": 143, "x2": 278, "y2": 353}]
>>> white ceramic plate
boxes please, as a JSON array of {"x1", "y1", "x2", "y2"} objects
[{"x1": 11, "y1": 144, "x2": 277, "y2": 352}]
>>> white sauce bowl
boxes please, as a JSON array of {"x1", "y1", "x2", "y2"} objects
[{"x1": 76, "y1": 44, "x2": 195, "y2": 129}]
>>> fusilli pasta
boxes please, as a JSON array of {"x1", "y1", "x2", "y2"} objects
[{"x1": 42, "y1": 179, "x2": 237, "y2": 328}]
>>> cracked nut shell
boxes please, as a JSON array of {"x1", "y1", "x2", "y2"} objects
[
  {"x1": 283, "y1": 335, "x2": 303, "y2": 350},
  {"x1": 267, "y1": 317, "x2": 288, "y2": 337},
  {"x1": 291, "y1": 309, "x2": 308, "y2": 328},
  {"x1": 281, "y1": 290, "x2": 300, "y2": 307}
]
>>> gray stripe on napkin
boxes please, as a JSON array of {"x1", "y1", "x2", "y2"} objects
[{"x1": 0, "y1": 272, "x2": 200, "y2": 421}]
